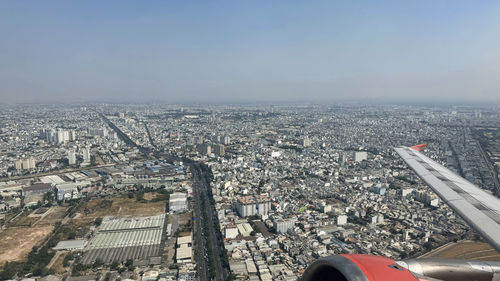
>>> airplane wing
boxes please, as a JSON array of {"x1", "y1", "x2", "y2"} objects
[{"x1": 395, "y1": 144, "x2": 500, "y2": 252}]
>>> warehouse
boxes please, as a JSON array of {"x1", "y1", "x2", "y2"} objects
[
  {"x1": 81, "y1": 214, "x2": 167, "y2": 265},
  {"x1": 237, "y1": 223, "x2": 253, "y2": 237},
  {"x1": 53, "y1": 240, "x2": 87, "y2": 251},
  {"x1": 22, "y1": 183, "x2": 53, "y2": 196},
  {"x1": 176, "y1": 234, "x2": 193, "y2": 263},
  {"x1": 169, "y1": 192, "x2": 187, "y2": 212}
]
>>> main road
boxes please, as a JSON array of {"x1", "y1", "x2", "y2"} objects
[
  {"x1": 191, "y1": 164, "x2": 228, "y2": 281},
  {"x1": 192, "y1": 172, "x2": 209, "y2": 281},
  {"x1": 93, "y1": 116, "x2": 226, "y2": 280}
]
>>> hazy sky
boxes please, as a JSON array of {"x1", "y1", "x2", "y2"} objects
[{"x1": 1, "y1": 1, "x2": 500, "y2": 104}]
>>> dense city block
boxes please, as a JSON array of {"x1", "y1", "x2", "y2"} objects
[{"x1": 1, "y1": 104, "x2": 500, "y2": 281}]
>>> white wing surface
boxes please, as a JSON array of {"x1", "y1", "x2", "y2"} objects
[{"x1": 395, "y1": 145, "x2": 500, "y2": 252}]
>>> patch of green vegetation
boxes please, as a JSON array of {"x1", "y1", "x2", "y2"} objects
[
  {"x1": 62, "y1": 253, "x2": 74, "y2": 267},
  {"x1": 0, "y1": 245, "x2": 55, "y2": 279},
  {"x1": 83, "y1": 199, "x2": 112, "y2": 215},
  {"x1": 135, "y1": 188, "x2": 172, "y2": 203},
  {"x1": 93, "y1": 217, "x2": 103, "y2": 226}
]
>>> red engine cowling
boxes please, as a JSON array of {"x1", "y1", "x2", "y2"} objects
[{"x1": 301, "y1": 254, "x2": 420, "y2": 281}]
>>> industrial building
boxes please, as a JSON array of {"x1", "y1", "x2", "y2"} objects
[
  {"x1": 22, "y1": 183, "x2": 53, "y2": 196},
  {"x1": 176, "y1": 234, "x2": 193, "y2": 263},
  {"x1": 236, "y1": 223, "x2": 253, "y2": 237},
  {"x1": 53, "y1": 240, "x2": 87, "y2": 251},
  {"x1": 354, "y1": 151, "x2": 368, "y2": 162},
  {"x1": 225, "y1": 227, "x2": 239, "y2": 239},
  {"x1": 56, "y1": 182, "x2": 79, "y2": 201},
  {"x1": 81, "y1": 214, "x2": 167, "y2": 265},
  {"x1": 169, "y1": 192, "x2": 188, "y2": 212}
]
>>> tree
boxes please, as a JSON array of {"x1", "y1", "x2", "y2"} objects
[
  {"x1": 111, "y1": 260, "x2": 120, "y2": 270},
  {"x1": 423, "y1": 242, "x2": 433, "y2": 251},
  {"x1": 94, "y1": 217, "x2": 103, "y2": 226},
  {"x1": 62, "y1": 253, "x2": 74, "y2": 267},
  {"x1": 0, "y1": 262, "x2": 19, "y2": 280},
  {"x1": 43, "y1": 191, "x2": 54, "y2": 203},
  {"x1": 103, "y1": 272, "x2": 111, "y2": 281},
  {"x1": 228, "y1": 272, "x2": 237, "y2": 281},
  {"x1": 136, "y1": 192, "x2": 144, "y2": 202},
  {"x1": 92, "y1": 258, "x2": 104, "y2": 269}
]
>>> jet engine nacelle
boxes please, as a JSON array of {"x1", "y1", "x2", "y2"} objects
[
  {"x1": 301, "y1": 254, "x2": 419, "y2": 281},
  {"x1": 302, "y1": 254, "x2": 500, "y2": 281}
]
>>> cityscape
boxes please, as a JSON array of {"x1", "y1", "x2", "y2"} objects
[
  {"x1": 1, "y1": 104, "x2": 499, "y2": 281},
  {"x1": 2, "y1": 1, "x2": 500, "y2": 280}
]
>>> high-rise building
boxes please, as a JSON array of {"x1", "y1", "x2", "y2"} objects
[
  {"x1": 337, "y1": 215, "x2": 348, "y2": 225},
  {"x1": 401, "y1": 188, "x2": 413, "y2": 198},
  {"x1": 414, "y1": 190, "x2": 439, "y2": 207},
  {"x1": 88, "y1": 128, "x2": 108, "y2": 138},
  {"x1": 222, "y1": 135, "x2": 231, "y2": 145},
  {"x1": 371, "y1": 214, "x2": 384, "y2": 225},
  {"x1": 256, "y1": 195, "x2": 271, "y2": 216},
  {"x1": 273, "y1": 219, "x2": 295, "y2": 234},
  {"x1": 213, "y1": 135, "x2": 231, "y2": 145},
  {"x1": 14, "y1": 158, "x2": 36, "y2": 170},
  {"x1": 57, "y1": 130, "x2": 66, "y2": 144},
  {"x1": 236, "y1": 197, "x2": 256, "y2": 217},
  {"x1": 41, "y1": 128, "x2": 75, "y2": 144},
  {"x1": 69, "y1": 130, "x2": 76, "y2": 141},
  {"x1": 42, "y1": 128, "x2": 55, "y2": 143},
  {"x1": 302, "y1": 136, "x2": 312, "y2": 147},
  {"x1": 68, "y1": 150, "x2": 76, "y2": 165},
  {"x1": 214, "y1": 144, "x2": 225, "y2": 156},
  {"x1": 197, "y1": 143, "x2": 211, "y2": 155},
  {"x1": 14, "y1": 160, "x2": 22, "y2": 170},
  {"x1": 236, "y1": 195, "x2": 271, "y2": 217},
  {"x1": 82, "y1": 147, "x2": 91, "y2": 162},
  {"x1": 23, "y1": 158, "x2": 35, "y2": 170},
  {"x1": 403, "y1": 230, "x2": 410, "y2": 241},
  {"x1": 212, "y1": 135, "x2": 221, "y2": 143}
]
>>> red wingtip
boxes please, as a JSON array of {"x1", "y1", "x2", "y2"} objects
[{"x1": 410, "y1": 143, "x2": 427, "y2": 152}]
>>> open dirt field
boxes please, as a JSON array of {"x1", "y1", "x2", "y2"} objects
[
  {"x1": 49, "y1": 251, "x2": 70, "y2": 275},
  {"x1": 40, "y1": 206, "x2": 67, "y2": 222},
  {"x1": 75, "y1": 196, "x2": 167, "y2": 220},
  {"x1": 0, "y1": 226, "x2": 54, "y2": 264},
  {"x1": 178, "y1": 212, "x2": 192, "y2": 225},
  {"x1": 9, "y1": 214, "x2": 39, "y2": 227},
  {"x1": 423, "y1": 240, "x2": 500, "y2": 261},
  {"x1": 28, "y1": 206, "x2": 68, "y2": 227},
  {"x1": 143, "y1": 192, "x2": 158, "y2": 201}
]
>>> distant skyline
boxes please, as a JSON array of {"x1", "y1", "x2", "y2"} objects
[{"x1": 1, "y1": 1, "x2": 500, "y2": 104}]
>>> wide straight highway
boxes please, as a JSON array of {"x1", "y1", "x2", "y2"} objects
[
  {"x1": 191, "y1": 164, "x2": 228, "y2": 281},
  {"x1": 192, "y1": 167, "x2": 210, "y2": 281}
]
